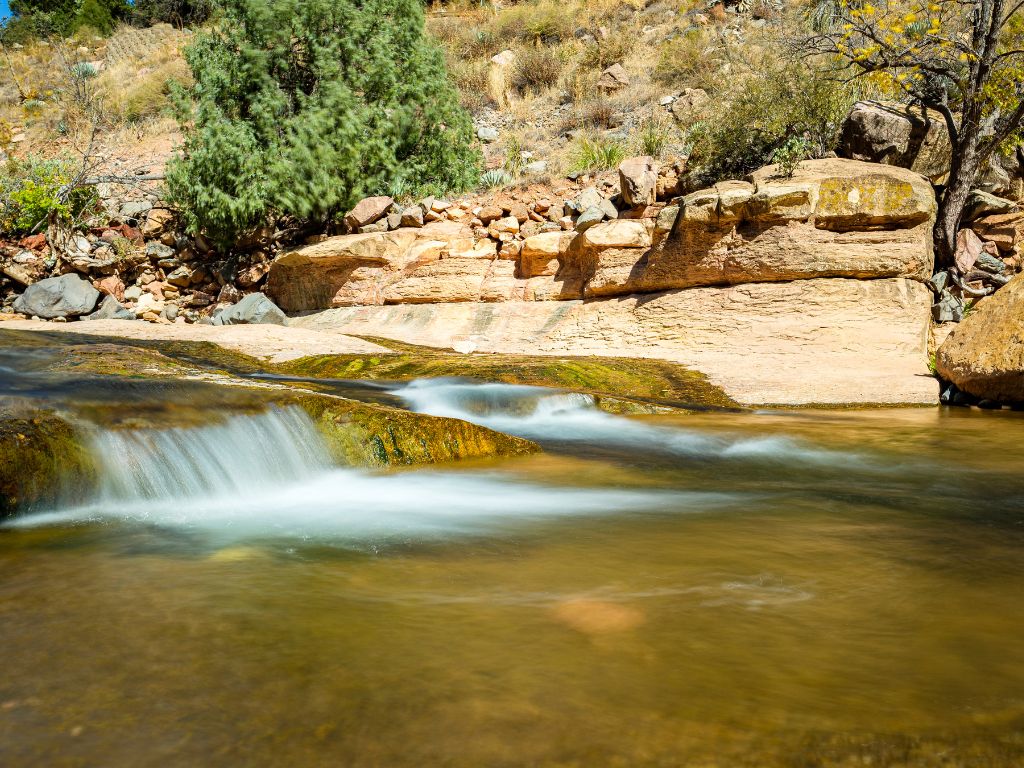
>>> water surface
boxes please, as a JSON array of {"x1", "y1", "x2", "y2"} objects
[{"x1": 2, "y1": 378, "x2": 1023, "y2": 767}]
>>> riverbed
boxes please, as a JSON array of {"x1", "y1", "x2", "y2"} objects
[{"x1": 2, "y1": 369, "x2": 1023, "y2": 766}]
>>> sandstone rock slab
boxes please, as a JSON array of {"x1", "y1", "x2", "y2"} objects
[{"x1": 292, "y1": 278, "x2": 936, "y2": 406}]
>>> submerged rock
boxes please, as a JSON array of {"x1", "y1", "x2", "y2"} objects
[{"x1": 0, "y1": 410, "x2": 96, "y2": 516}]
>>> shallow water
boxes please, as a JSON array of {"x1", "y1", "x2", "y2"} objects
[{"x1": 3, "y1": 377, "x2": 1024, "y2": 766}]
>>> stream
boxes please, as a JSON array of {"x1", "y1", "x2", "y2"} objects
[{"x1": 2, "y1": 360, "x2": 1024, "y2": 766}]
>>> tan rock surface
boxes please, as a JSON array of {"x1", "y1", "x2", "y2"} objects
[
  {"x1": 935, "y1": 273, "x2": 1024, "y2": 402},
  {"x1": 291, "y1": 278, "x2": 936, "y2": 405},
  {"x1": 570, "y1": 159, "x2": 935, "y2": 298},
  {"x1": 0, "y1": 318, "x2": 393, "y2": 363}
]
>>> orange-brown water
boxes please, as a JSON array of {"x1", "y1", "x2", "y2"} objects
[{"x1": 2, "y1": 406, "x2": 1024, "y2": 767}]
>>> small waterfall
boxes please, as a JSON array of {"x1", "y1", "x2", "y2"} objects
[
  {"x1": 394, "y1": 379, "x2": 856, "y2": 465},
  {"x1": 91, "y1": 406, "x2": 330, "y2": 503}
]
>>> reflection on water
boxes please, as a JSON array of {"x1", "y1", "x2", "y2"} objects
[{"x1": 2, "y1": 376, "x2": 1024, "y2": 766}]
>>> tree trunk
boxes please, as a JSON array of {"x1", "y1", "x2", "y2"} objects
[{"x1": 934, "y1": 141, "x2": 983, "y2": 270}]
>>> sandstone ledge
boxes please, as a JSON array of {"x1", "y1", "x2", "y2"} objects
[{"x1": 290, "y1": 278, "x2": 937, "y2": 406}]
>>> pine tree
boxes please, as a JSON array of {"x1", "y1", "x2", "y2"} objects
[{"x1": 166, "y1": 0, "x2": 482, "y2": 250}]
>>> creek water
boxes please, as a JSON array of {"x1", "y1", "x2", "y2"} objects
[{"x1": 2, "y1": 374, "x2": 1024, "y2": 766}]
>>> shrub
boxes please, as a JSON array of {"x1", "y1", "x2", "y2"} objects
[
  {"x1": 0, "y1": 156, "x2": 95, "y2": 235},
  {"x1": 578, "y1": 30, "x2": 636, "y2": 72},
  {"x1": 569, "y1": 134, "x2": 626, "y2": 173},
  {"x1": 131, "y1": 0, "x2": 215, "y2": 27},
  {"x1": 690, "y1": 58, "x2": 857, "y2": 182},
  {"x1": 511, "y1": 45, "x2": 563, "y2": 95},
  {"x1": 6, "y1": 0, "x2": 130, "y2": 36},
  {"x1": 653, "y1": 30, "x2": 724, "y2": 91},
  {"x1": 488, "y1": 0, "x2": 572, "y2": 45},
  {"x1": 771, "y1": 135, "x2": 813, "y2": 178},
  {"x1": 166, "y1": 0, "x2": 481, "y2": 250}
]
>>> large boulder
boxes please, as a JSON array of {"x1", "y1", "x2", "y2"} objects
[
  {"x1": 838, "y1": 101, "x2": 950, "y2": 181},
  {"x1": 935, "y1": 273, "x2": 1024, "y2": 402},
  {"x1": 266, "y1": 223, "x2": 493, "y2": 310},
  {"x1": 213, "y1": 292, "x2": 288, "y2": 326},
  {"x1": 13, "y1": 274, "x2": 100, "y2": 319},
  {"x1": 839, "y1": 101, "x2": 1022, "y2": 197},
  {"x1": 567, "y1": 158, "x2": 936, "y2": 298}
]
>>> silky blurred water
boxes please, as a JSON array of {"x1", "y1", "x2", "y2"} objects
[{"x1": 2, "y1": 386, "x2": 1024, "y2": 767}]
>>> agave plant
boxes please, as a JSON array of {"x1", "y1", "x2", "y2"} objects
[{"x1": 480, "y1": 169, "x2": 513, "y2": 189}]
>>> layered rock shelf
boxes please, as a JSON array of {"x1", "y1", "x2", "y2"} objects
[{"x1": 277, "y1": 159, "x2": 939, "y2": 405}]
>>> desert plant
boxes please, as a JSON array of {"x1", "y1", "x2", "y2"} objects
[
  {"x1": 771, "y1": 135, "x2": 812, "y2": 177},
  {"x1": 0, "y1": 155, "x2": 95, "y2": 235},
  {"x1": 167, "y1": 0, "x2": 481, "y2": 250},
  {"x1": 637, "y1": 114, "x2": 674, "y2": 158},
  {"x1": 569, "y1": 134, "x2": 626, "y2": 173},
  {"x1": 511, "y1": 45, "x2": 563, "y2": 94},
  {"x1": 480, "y1": 168, "x2": 513, "y2": 188},
  {"x1": 690, "y1": 58, "x2": 857, "y2": 182}
]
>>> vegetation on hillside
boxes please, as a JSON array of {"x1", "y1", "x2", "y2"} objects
[{"x1": 166, "y1": 0, "x2": 481, "y2": 248}]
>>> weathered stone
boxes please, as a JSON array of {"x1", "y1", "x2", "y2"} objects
[
  {"x1": 669, "y1": 88, "x2": 710, "y2": 124},
  {"x1": 572, "y1": 188, "x2": 618, "y2": 220},
  {"x1": 13, "y1": 274, "x2": 99, "y2": 319},
  {"x1": 166, "y1": 266, "x2": 193, "y2": 288},
  {"x1": 401, "y1": 206, "x2": 424, "y2": 228},
  {"x1": 955, "y1": 228, "x2": 986, "y2": 274},
  {"x1": 597, "y1": 63, "x2": 629, "y2": 91},
  {"x1": 344, "y1": 196, "x2": 394, "y2": 230},
  {"x1": 931, "y1": 291, "x2": 963, "y2": 323},
  {"x1": 520, "y1": 232, "x2": 575, "y2": 278},
  {"x1": 971, "y1": 212, "x2": 1024, "y2": 253},
  {"x1": 85, "y1": 294, "x2": 135, "y2": 321},
  {"x1": 936, "y1": 273, "x2": 1024, "y2": 402},
  {"x1": 575, "y1": 206, "x2": 605, "y2": 233},
  {"x1": 142, "y1": 208, "x2": 174, "y2": 238},
  {"x1": 145, "y1": 241, "x2": 176, "y2": 262},
  {"x1": 838, "y1": 101, "x2": 951, "y2": 181},
  {"x1": 213, "y1": 292, "x2": 288, "y2": 326},
  {"x1": 963, "y1": 190, "x2": 1019, "y2": 222},
  {"x1": 384, "y1": 258, "x2": 492, "y2": 304},
  {"x1": 570, "y1": 159, "x2": 935, "y2": 298},
  {"x1": 618, "y1": 156, "x2": 659, "y2": 208},
  {"x1": 95, "y1": 275, "x2": 125, "y2": 301},
  {"x1": 477, "y1": 126, "x2": 499, "y2": 143},
  {"x1": 120, "y1": 200, "x2": 153, "y2": 221}
]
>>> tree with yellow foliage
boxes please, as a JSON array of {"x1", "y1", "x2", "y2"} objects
[{"x1": 805, "y1": 0, "x2": 1024, "y2": 268}]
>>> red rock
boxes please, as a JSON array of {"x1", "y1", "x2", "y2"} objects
[{"x1": 95, "y1": 276, "x2": 125, "y2": 301}]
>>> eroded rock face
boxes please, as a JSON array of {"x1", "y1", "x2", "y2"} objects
[
  {"x1": 266, "y1": 160, "x2": 937, "y2": 317},
  {"x1": 936, "y1": 273, "x2": 1024, "y2": 402},
  {"x1": 14, "y1": 274, "x2": 100, "y2": 319},
  {"x1": 568, "y1": 159, "x2": 935, "y2": 298}
]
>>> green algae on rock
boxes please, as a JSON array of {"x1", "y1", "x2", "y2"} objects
[
  {"x1": 273, "y1": 391, "x2": 537, "y2": 467},
  {"x1": 279, "y1": 341, "x2": 740, "y2": 411},
  {"x1": 0, "y1": 410, "x2": 96, "y2": 517}
]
